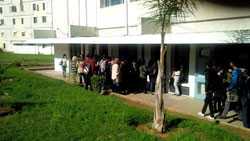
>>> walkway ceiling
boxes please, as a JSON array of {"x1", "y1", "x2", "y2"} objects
[{"x1": 13, "y1": 30, "x2": 250, "y2": 46}]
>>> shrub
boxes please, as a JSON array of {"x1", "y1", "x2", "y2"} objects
[{"x1": 91, "y1": 75, "x2": 104, "y2": 92}]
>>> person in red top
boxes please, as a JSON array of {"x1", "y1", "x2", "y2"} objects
[
  {"x1": 84, "y1": 54, "x2": 96, "y2": 74},
  {"x1": 83, "y1": 54, "x2": 96, "y2": 90}
]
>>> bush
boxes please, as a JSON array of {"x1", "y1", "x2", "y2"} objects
[{"x1": 91, "y1": 75, "x2": 104, "y2": 92}]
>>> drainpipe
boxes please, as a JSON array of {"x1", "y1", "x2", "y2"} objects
[
  {"x1": 66, "y1": 0, "x2": 70, "y2": 37},
  {"x1": 78, "y1": 0, "x2": 81, "y2": 25},
  {"x1": 85, "y1": 0, "x2": 88, "y2": 26},
  {"x1": 125, "y1": 0, "x2": 129, "y2": 36}
]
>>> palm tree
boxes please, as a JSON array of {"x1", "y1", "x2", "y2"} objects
[{"x1": 144, "y1": 0, "x2": 196, "y2": 133}]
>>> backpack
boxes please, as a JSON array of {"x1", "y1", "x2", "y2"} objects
[{"x1": 83, "y1": 64, "x2": 91, "y2": 75}]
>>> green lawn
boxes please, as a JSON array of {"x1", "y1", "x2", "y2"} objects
[
  {"x1": 0, "y1": 52, "x2": 53, "y2": 66},
  {"x1": 0, "y1": 66, "x2": 248, "y2": 141}
]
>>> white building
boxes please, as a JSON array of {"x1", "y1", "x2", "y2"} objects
[
  {"x1": 0, "y1": 0, "x2": 55, "y2": 54},
  {"x1": 16, "y1": 0, "x2": 250, "y2": 99}
]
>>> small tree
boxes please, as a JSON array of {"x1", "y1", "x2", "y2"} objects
[{"x1": 144, "y1": 0, "x2": 196, "y2": 133}]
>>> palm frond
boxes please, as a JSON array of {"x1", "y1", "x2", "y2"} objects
[{"x1": 144, "y1": 0, "x2": 198, "y2": 32}]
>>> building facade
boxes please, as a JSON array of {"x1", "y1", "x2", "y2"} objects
[
  {"x1": 16, "y1": 0, "x2": 250, "y2": 99},
  {"x1": 0, "y1": 0, "x2": 55, "y2": 54}
]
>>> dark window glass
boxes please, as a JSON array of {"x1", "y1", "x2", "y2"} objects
[
  {"x1": 42, "y1": 3, "x2": 45, "y2": 10},
  {"x1": 12, "y1": 18, "x2": 16, "y2": 25},
  {"x1": 11, "y1": 6, "x2": 17, "y2": 12},
  {"x1": 42, "y1": 16, "x2": 46, "y2": 23},
  {"x1": 111, "y1": 0, "x2": 123, "y2": 5},
  {"x1": 33, "y1": 3, "x2": 36, "y2": 10},
  {"x1": 21, "y1": 18, "x2": 24, "y2": 24},
  {"x1": 0, "y1": 19, "x2": 4, "y2": 25},
  {"x1": 33, "y1": 17, "x2": 37, "y2": 23}
]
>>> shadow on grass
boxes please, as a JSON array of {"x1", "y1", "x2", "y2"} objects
[
  {"x1": 0, "y1": 100, "x2": 47, "y2": 117},
  {"x1": 166, "y1": 118, "x2": 187, "y2": 130}
]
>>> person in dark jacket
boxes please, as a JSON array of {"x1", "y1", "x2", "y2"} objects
[
  {"x1": 148, "y1": 59, "x2": 158, "y2": 93},
  {"x1": 138, "y1": 59, "x2": 148, "y2": 93},
  {"x1": 238, "y1": 69, "x2": 250, "y2": 128},
  {"x1": 118, "y1": 60, "x2": 129, "y2": 94},
  {"x1": 198, "y1": 63, "x2": 216, "y2": 120},
  {"x1": 213, "y1": 67, "x2": 227, "y2": 116}
]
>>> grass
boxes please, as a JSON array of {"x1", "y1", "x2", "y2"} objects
[
  {"x1": 0, "y1": 52, "x2": 53, "y2": 66},
  {"x1": 0, "y1": 66, "x2": 249, "y2": 141}
]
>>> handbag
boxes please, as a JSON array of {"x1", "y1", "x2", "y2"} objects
[{"x1": 226, "y1": 90, "x2": 239, "y2": 102}]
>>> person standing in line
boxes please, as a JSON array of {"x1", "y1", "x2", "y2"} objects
[
  {"x1": 77, "y1": 54, "x2": 85, "y2": 86},
  {"x1": 238, "y1": 69, "x2": 250, "y2": 128},
  {"x1": 148, "y1": 59, "x2": 158, "y2": 93},
  {"x1": 71, "y1": 56, "x2": 78, "y2": 83},
  {"x1": 60, "y1": 54, "x2": 67, "y2": 78},
  {"x1": 172, "y1": 67, "x2": 182, "y2": 96},
  {"x1": 118, "y1": 60, "x2": 126, "y2": 94},
  {"x1": 83, "y1": 54, "x2": 95, "y2": 90},
  {"x1": 111, "y1": 58, "x2": 119, "y2": 92},
  {"x1": 198, "y1": 63, "x2": 216, "y2": 120},
  {"x1": 213, "y1": 67, "x2": 227, "y2": 117},
  {"x1": 219, "y1": 62, "x2": 241, "y2": 119},
  {"x1": 139, "y1": 59, "x2": 148, "y2": 94}
]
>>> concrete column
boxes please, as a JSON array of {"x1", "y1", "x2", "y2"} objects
[
  {"x1": 80, "y1": 44, "x2": 84, "y2": 55},
  {"x1": 112, "y1": 45, "x2": 119, "y2": 57},
  {"x1": 166, "y1": 45, "x2": 172, "y2": 92},
  {"x1": 85, "y1": 44, "x2": 90, "y2": 56},
  {"x1": 137, "y1": 45, "x2": 143, "y2": 60},
  {"x1": 188, "y1": 45, "x2": 197, "y2": 98},
  {"x1": 96, "y1": 44, "x2": 100, "y2": 55},
  {"x1": 108, "y1": 45, "x2": 112, "y2": 57},
  {"x1": 144, "y1": 45, "x2": 151, "y2": 64}
]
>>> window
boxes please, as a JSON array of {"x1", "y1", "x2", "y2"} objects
[
  {"x1": 10, "y1": 6, "x2": 17, "y2": 12},
  {"x1": 130, "y1": 0, "x2": 139, "y2": 2},
  {"x1": 21, "y1": 18, "x2": 24, "y2": 24},
  {"x1": 0, "y1": 32, "x2": 4, "y2": 37},
  {"x1": 33, "y1": 17, "x2": 37, "y2": 23},
  {"x1": 42, "y1": 3, "x2": 45, "y2": 10},
  {"x1": 0, "y1": 19, "x2": 4, "y2": 25},
  {"x1": 20, "y1": 0, "x2": 24, "y2": 11},
  {"x1": 33, "y1": 3, "x2": 36, "y2": 11},
  {"x1": 21, "y1": 32, "x2": 25, "y2": 37},
  {"x1": 13, "y1": 32, "x2": 17, "y2": 37},
  {"x1": 12, "y1": 18, "x2": 16, "y2": 25},
  {"x1": 100, "y1": 0, "x2": 124, "y2": 8},
  {"x1": 0, "y1": 7, "x2": 2, "y2": 14},
  {"x1": 37, "y1": 4, "x2": 39, "y2": 11},
  {"x1": 42, "y1": 16, "x2": 46, "y2": 23}
]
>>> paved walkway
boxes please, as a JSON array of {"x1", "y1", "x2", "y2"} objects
[{"x1": 33, "y1": 69, "x2": 250, "y2": 132}]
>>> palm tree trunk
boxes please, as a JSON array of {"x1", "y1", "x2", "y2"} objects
[{"x1": 153, "y1": 32, "x2": 166, "y2": 133}]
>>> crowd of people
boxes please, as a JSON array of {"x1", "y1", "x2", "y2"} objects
[
  {"x1": 198, "y1": 62, "x2": 250, "y2": 128},
  {"x1": 60, "y1": 54, "x2": 250, "y2": 128},
  {"x1": 61, "y1": 54, "x2": 159, "y2": 94}
]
